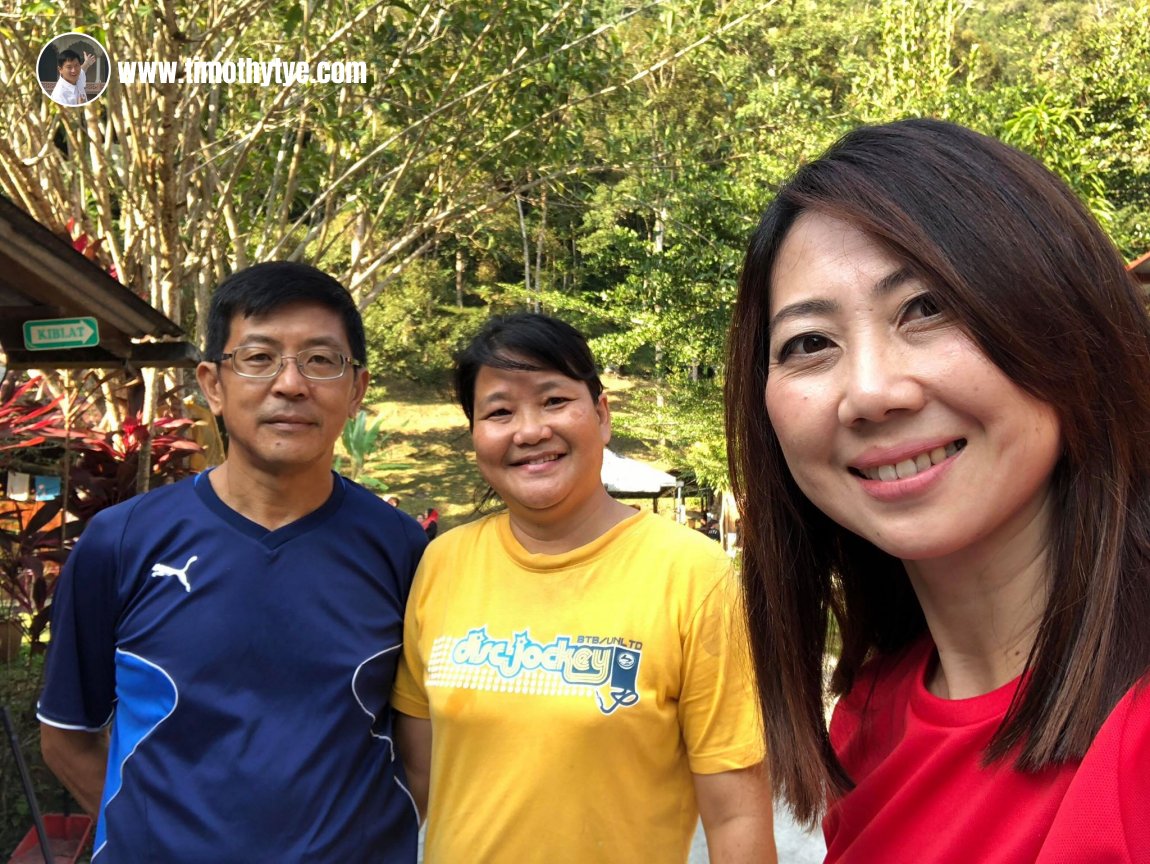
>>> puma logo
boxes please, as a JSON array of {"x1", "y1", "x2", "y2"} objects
[{"x1": 149, "y1": 556, "x2": 198, "y2": 592}]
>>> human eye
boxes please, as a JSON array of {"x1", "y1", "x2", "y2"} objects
[
  {"x1": 900, "y1": 291, "x2": 946, "y2": 324},
  {"x1": 775, "y1": 332, "x2": 834, "y2": 363},
  {"x1": 481, "y1": 406, "x2": 512, "y2": 420},
  {"x1": 236, "y1": 347, "x2": 275, "y2": 368},
  {"x1": 303, "y1": 349, "x2": 340, "y2": 370},
  {"x1": 545, "y1": 395, "x2": 573, "y2": 408}
]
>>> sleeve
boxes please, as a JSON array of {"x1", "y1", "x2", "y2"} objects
[
  {"x1": 390, "y1": 556, "x2": 431, "y2": 720},
  {"x1": 678, "y1": 562, "x2": 766, "y2": 775},
  {"x1": 37, "y1": 512, "x2": 123, "y2": 730}
]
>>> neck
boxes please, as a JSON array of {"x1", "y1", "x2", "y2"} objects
[
  {"x1": 907, "y1": 537, "x2": 1049, "y2": 700},
  {"x1": 508, "y1": 489, "x2": 637, "y2": 555},
  {"x1": 209, "y1": 460, "x2": 334, "y2": 530}
]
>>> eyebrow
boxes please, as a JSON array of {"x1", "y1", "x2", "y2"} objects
[
  {"x1": 767, "y1": 266, "x2": 916, "y2": 336},
  {"x1": 476, "y1": 377, "x2": 572, "y2": 409},
  {"x1": 235, "y1": 334, "x2": 345, "y2": 350}
]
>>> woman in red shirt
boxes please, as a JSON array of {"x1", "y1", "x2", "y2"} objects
[{"x1": 726, "y1": 119, "x2": 1150, "y2": 862}]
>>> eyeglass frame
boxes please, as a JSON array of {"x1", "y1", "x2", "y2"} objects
[{"x1": 216, "y1": 346, "x2": 364, "y2": 381}]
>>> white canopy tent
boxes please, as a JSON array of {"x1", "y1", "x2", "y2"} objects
[{"x1": 600, "y1": 449, "x2": 677, "y2": 510}]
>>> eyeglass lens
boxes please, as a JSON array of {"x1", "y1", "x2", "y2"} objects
[{"x1": 231, "y1": 346, "x2": 346, "y2": 379}]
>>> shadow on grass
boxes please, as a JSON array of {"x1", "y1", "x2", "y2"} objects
[{"x1": 365, "y1": 400, "x2": 483, "y2": 527}]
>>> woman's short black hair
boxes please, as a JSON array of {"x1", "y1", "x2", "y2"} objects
[{"x1": 454, "y1": 313, "x2": 603, "y2": 428}]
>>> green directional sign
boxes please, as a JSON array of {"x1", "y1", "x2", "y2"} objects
[{"x1": 23, "y1": 317, "x2": 100, "y2": 351}]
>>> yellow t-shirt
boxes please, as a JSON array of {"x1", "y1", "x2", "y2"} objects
[{"x1": 392, "y1": 511, "x2": 764, "y2": 863}]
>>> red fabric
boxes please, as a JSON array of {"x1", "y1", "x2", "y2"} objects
[{"x1": 825, "y1": 639, "x2": 1150, "y2": 863}]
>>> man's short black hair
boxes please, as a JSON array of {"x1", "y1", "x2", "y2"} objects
[
  {"x1": 204, "y1": 261, "x2": 367, "y2": 364},
  {"x1": 57, "y1": 49, "x2": 81, "y2": 69},
  {"x1": 453, "y1": 313, "x2": 603, "y2": 429}
]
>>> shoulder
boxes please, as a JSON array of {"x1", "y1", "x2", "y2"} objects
[
  {"x1": 412, "y1": 514, "x2": 511, "y2": 582},
  {"x1": 606, "y1": 515, "x2": 739, "y2": 627},
  {"x1": 841, "y1": 639, "x2": 928, "y2": 705},
  {"x1": 337, "y1": 476, "x2": 392, "y2": 513},
  {"x1": 619, "y1": 512, "x2": 729, "y2": 560},
  {"x1": 1038, "y1": 676, "x2": 1150, "y2": 856},
  {"x1": 404, "y1": 515, "x2": 497, "y2": 605},
  {"x1": 614, "y1": 514, "x2": 734, "y2": 596},
  {"x1": 1108, "y1": 679, "x2": 1150, "y2": 841},
  {"x1": 830, "y1": 639, "x2": 930, "y2": 752},
  {"x1": 337, "y1": 477, "x2": 427, "y2": 547},
  {"x1": 422, "y1": 513, "x2": 498, "y2": 556},
  {"x1": 80, "y1": 477, "x2": 196, "y2": 542}
]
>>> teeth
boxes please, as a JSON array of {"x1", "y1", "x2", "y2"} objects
[
  {"x1": 861, "y1": 440, "x2": 964, "y2": 482},
  {"x1": 895, "y1": 459, "x2": 916, "y2": 479}
]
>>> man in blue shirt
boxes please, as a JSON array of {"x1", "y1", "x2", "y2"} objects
[{"x1": 38, "y1": 262, "x2": 426, "y2": 862}]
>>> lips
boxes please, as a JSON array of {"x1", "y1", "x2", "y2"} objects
[
  {"x1": 850, "y1": 439, "x2": 967, "y2": 481},
  {"x1": 510, "y1": 452, "x2": 564, "y2": 467},
  {"x1": 262, "y1": 415, "x2": 316, "y2": 427}
]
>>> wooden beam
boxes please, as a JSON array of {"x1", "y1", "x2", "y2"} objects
[{"x1": 4, "y1": 340, "x2": 200, "y2": 370}]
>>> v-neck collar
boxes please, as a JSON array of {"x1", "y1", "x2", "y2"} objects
[{"x1": 193, "y1": 469, "x2": 347, "y2": 549}]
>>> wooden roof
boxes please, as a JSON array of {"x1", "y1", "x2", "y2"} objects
[
  {"x1": 1129, "y1": 249, "x2": 1150, "y2": 286},
  {"x1": 0, "y1": 194, "x2": 198, "y2": 370}
]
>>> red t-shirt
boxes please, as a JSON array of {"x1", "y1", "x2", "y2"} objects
[{"x1": 825, "y1": 639, "x2": 1150, "y2": 863}]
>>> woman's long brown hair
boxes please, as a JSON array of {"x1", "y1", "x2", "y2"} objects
[{"x1": 726, "y1": 118, "x2": 1150, "y2": 826}]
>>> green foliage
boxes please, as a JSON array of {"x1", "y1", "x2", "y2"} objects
[
  {"x1": 371, "y1": 0, "x2": 1150, "y2": 487},
  {"x1": 1000, "y1": 94, "x2": 1114, "y2": 224},
  {"x1": 0, "y1": 653, "x2": 64, "y2": 859},
  {"x1": 9, "y1": 0, "x2": 1150, "y2": 490},
  {"x1": 340, "y1": 410, "x2": 389, "y2": 483},
  {"x1": 362, "y1": 259, "x2": 490, "y2": 384}
]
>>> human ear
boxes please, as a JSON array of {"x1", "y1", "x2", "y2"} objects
[
  {"x1": 196, "y1": 361, "x2": 225, "y2": 417},
  {"x1": 596, "y1": 393, "x2": 612, "y2": 446},
  {"x1": 347, "y1": 367, "x2": 369, "y2": 418}
]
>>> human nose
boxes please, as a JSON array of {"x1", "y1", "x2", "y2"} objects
[
  {"x1": 270, "y1": 355, "x2": 309, "y2": 394},
  {"x1": 836, "y1": 340, "x2": 924, "y2": 426},
  {"x1": 511, "y1": 408, "x2": 552, "y2": 445}
]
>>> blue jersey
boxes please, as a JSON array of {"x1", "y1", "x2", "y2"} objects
[{"x1": 39, "y1": 472, "x2": 426, "y2": 863}]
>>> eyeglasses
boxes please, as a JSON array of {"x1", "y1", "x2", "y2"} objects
[{"x1": 218, "y1": 346, "x2": 361, "y2": 381}]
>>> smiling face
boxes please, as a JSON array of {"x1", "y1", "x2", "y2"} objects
[
  {"x1": 196, "y1": 301, "x2": 367, "y2": 479},
  {"x1": 471, "y1": 363, "x2": 612, "y2": 524},
  {"x1": 58, "y1": 59, "x2": 81, "y2": 84},
  {"x1": 764, "y1": 212, "x2": 1062, "y2": 565}
]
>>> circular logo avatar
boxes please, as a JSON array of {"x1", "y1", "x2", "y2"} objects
[{"x1": 37, "y1": 32, "x2": 111, "y2": 107}]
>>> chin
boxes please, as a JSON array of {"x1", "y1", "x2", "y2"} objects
[
  {"x1": 509, "y1": 496, "x2": 567, "y2": 513},
  {"x1": 502, "y1": 489, "x2": 572, "y2": 514},
  {"x1": 864, "y1": 533, "x2": 970, "y2": 562}
]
